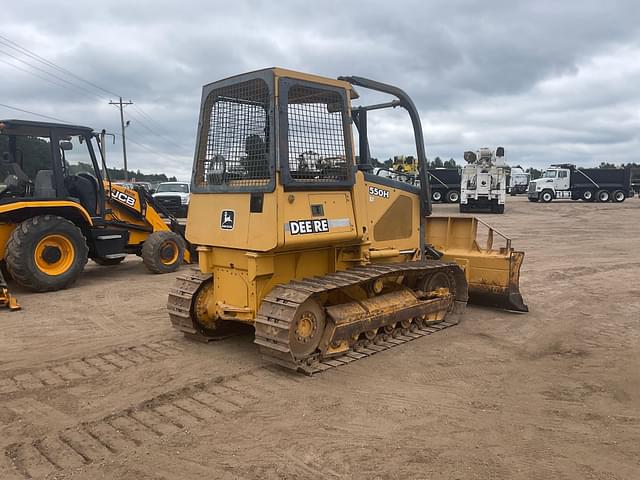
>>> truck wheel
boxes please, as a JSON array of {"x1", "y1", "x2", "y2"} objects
[
  {"x1": 493, "y1": 204, "x2": 505, "y2": 214},
  {"x1": 612, "y1": 190, "x2": 626, "y2": 203},
  {"x1": 596, "y1": 190, "x2": 610, "y2": 202},
  {"x1": 582, "y1": 190, "x2": 594, "y2": 202},
  {"x1": 446, "y1": 190, "x2": 460, "y2": 203},
  {"x1": 540, "y1": 190, "x2": 554, "y2": 203},
  {"x1": 432, "y1": 191, "x2": 442, "y2": 202},
  {"x1": 142, "y1": 231, "x2": 186, "y2": 274},
  {"x1": 94, "y1": 257, "x2": 125, "y2": 266},
  {"x1": 5, "y1": 215, "x2": 88, "y2": 292},
  {"x1": 528, "y1": 197, "x2": 538, "y2": 202}
]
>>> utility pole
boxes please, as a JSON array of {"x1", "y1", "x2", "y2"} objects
[{"x1": 109, "y1": 97, "x2": 133, "y2": 180}]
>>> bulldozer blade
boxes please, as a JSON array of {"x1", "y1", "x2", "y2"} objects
[
  {"x1": 426, "y1": 216, "x2": 528, "y2": 313},
  {"x1": 467, "y1": 251, "x2": 528, "y2": 312}
]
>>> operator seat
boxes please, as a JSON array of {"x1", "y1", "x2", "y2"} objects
[
  {"x1": 1, "y1": 153, "x2": 31, "y2": 194},
  {"x1": 33, "y1": 170, "x2": 57, "y2": 198},
  {"x1": 244, "y1": 134, "x2": 269, "y2": 179},
  {"x1": 64, "y1": 173, "x2": 98, "y2": 216}
]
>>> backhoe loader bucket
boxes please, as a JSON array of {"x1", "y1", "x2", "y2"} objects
[
  {"x1": 426, "y1": 216, "x2": 528, "y2": 312},
  {"x1": 0, "y1": 270, "x2": 20, "y2": 311}
]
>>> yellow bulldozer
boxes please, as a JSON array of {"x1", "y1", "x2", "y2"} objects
[
  {"x1": 0, "y1": 119, "x2": 189, "y2": 309},
  {"x1": 168, "y1": 68, "x2": 527, "y2": 373}
]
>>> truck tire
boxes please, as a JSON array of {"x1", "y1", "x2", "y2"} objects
[
  {"x1": 142, "y1": 231, "x2": 186, "y2": 274},
  {"x1": 540, "y1": 190, "x2": 554, "y2": 203},
  {"x1": 5, "y1": 215, "x2": 88, "y2": 292},
  {"x1": 528, "y1": 197, "x2": 538, "y2": 202},
  {"x1": 582, "y1": 189, "x2": 594, "y2": 202},
  {"x1": 432, "y1": 191, "x2": 442, "y2": 202},
  {"x1": 446, "y1": 190, "x2": 460, "y2": 203},
  {"x1": 493, "y1": 204, "x2": 505, "y2": 214},
  {"x1": 612, "y1": 190, "x2": 626, "y2": 203},
  {"x1": 596, "y1": 190, "x2": 610, "y2": 202},
  {"x1": 459, "y1": 203, "x2": 469, "y2": 213}
]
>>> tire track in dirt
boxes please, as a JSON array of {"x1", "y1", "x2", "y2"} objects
[
  {"x1": 0, "y1": 340, "x2": 183, "y2": 399},
  {"x1": 2, "y1": 367, "x2": 301, "y2": 479}
]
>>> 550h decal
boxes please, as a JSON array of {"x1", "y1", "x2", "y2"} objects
[{"x1": 369, "y1": 186, "x2": 390, "y2": 198}]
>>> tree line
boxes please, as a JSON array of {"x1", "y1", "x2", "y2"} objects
[{"x1": 0, "y1": 135, "x2": 176, "y2": 182}]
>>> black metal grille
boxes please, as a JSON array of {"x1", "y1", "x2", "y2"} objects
[
  {"x1": 195, "y1": 78, "x2": 271, "y2": 189},
  {"x1": 286, "y1": 85, "x2": 349, "y2": 183}
]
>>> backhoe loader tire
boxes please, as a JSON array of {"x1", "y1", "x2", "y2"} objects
[
  {"x1": 94, "y1": 257, "x2": 125, "y2": 266},
  {"x1": 5, "y1": 215, "x2": 88, "y2": 292},
  {"x1": 142, "y1": 231, "x2": 185, "y2": 274}
]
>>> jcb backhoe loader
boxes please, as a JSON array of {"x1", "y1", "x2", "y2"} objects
[
  {"x1": 168, "y1": 68, "x2": 527, "y2": 373},
  {"x1": 0, "y1": 119, "x2": 189, "y2": 309}
]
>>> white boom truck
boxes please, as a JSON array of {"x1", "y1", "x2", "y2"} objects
[{"x1": 460, "y1": 147, "x2": 507, "y2": 214}]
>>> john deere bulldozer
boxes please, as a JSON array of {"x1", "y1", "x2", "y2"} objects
[
  {"x1": 168, "y1": 68, "x2": 527, "y2": 373},
  {"x1": 0, "y1": 119, "x2": 188, "y2": 309}
]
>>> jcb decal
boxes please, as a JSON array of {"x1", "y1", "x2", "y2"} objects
[
  {"x1": 111, "y1": 190, "x2": 136, "y2": 207},
  {"x1": 368, "y1": 186, "x2": 389, "y2": 198}
]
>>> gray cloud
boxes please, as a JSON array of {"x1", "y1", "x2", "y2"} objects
[{"x1": 2, "y1": 0, "x2": 639, "y2": 179}]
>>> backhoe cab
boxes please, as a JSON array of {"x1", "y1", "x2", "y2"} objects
[
  {"x1": 0, "y1": 119, "x2": 188, "y2": 305},
  {"x1": 168, "y1": 68, "x2": 527, "y2": 373}
]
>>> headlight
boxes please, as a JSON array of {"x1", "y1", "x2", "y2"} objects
[{"x1": 181, "y1": 196, "x2": 189, "y2": 205}]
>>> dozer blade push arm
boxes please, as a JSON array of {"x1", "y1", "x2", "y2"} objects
[{"x1": 425, "y1": 216, "x2": 528, "y2": 312}]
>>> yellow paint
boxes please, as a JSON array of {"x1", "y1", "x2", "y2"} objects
[{"x1": 0, "y1": 201, "x2": 93, "y2": 224}]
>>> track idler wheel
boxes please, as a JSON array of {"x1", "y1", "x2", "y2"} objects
[{"x1": 289, "y1": 298, "x2": 326, "y2": 360}]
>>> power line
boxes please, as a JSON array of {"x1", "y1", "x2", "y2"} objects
[
  {"x1": 126, "y1": 110, "x2": 190, "y2": 152},
  {"x1": 0, "y1": 48, "x2": 105, "y2": 101},
  {"x1": 0, "y1": 34, "x2": 121, "y2": 98},
  {"x1": 113, "y1": 131, "x2": 179, "y2": 165},
  {"x1": 0, "y1": 57, "x2": 103, "y2": 102},
  {"x1": 0, "y1": 102, "x2": 70, "y2": 123}
]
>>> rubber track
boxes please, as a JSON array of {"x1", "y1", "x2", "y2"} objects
[{"x1": 254, "y1": 260, "x2": 463, "y2": 375}]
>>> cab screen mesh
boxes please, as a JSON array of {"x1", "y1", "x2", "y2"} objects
[
  {"x1": 195, "y1": 78, "x2": 271, "y2": 189},
  {"x1": 286, "y1": 85, "x2": 349, "y2": 183}
]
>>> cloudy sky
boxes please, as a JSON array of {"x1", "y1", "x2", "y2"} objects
[{"x1": 2, "y1": 0, "x2": 639, "y2": 180}]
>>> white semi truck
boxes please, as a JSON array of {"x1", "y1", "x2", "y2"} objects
[{"x1": 460, "y1": 147, "x2": 507, "y2": 214}]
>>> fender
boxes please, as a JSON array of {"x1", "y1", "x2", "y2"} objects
[{"x1": 0, "y1": 201, "x2": 94, "y2": 225}]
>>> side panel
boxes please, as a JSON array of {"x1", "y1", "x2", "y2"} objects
[
  {"x1": 186, "y1": 190, "x2": 279, "y2": 251},
  {"x1": 280, "y1": 190, "x2": 358, "y2": 248},
  {"x1": 362, "y1": 177, "x2": 420, "y2": 253}
]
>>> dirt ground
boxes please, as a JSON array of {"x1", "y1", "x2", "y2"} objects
[{"x1": 1, "y1": 196, "x2": 639, "y2": 480}]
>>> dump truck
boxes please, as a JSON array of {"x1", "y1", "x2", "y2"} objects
[
  {"x1": 528, "y1": 164, "x2": 633, "y2": 203},
  {"x1": 460, "y1": 147, "x2": 507, "y2": 213},
  {"x1": 0, "y1": 119, "x2": 188, "y2": 309},
  {"x1": 167, "y1": 68, "x2": 527, "y2": 374},
  {"x1": 428, "y1": 168, "x2": 461, "y2": 203}
]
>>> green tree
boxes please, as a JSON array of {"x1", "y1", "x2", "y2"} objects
[
  {"x1": 526, "y1": 167, "x2": 542, "y2": 179},
  {"x1": 0, "y1": 135, "x2": 52, "y2": 178}
]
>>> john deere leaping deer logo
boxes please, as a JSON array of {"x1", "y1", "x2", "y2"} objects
[{"x1": 220, "y1": 210, "x2": 235, "y2": 230}]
